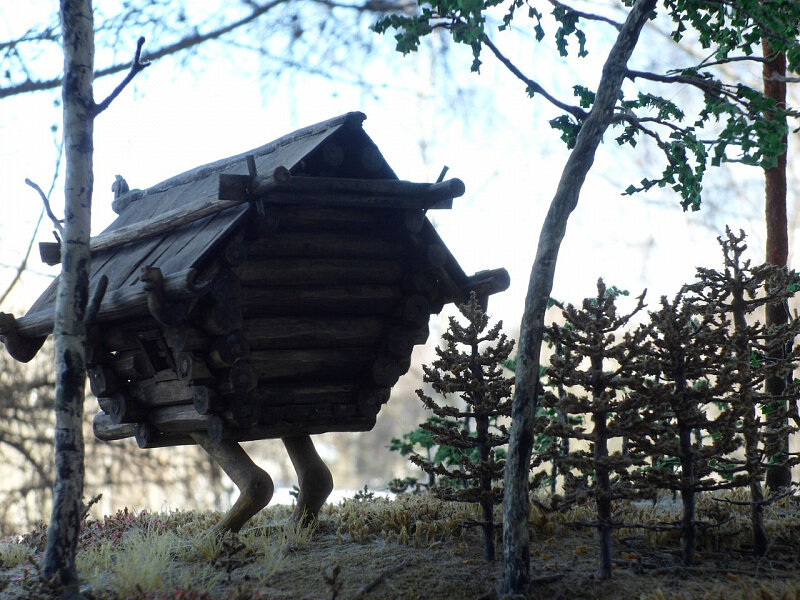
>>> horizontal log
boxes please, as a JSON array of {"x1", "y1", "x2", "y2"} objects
[
  {"x1": 253, "y1": 177, "x2": 464, "y2": 210},
  {"x1": 92, "y1": 412, "x2": 135, "y2": 441},
  {"x1": 246, "y1": 232, "x2": 407, "y2": 259},
  {"x1": 17, "y1": 269, "x2": 210, "y2": 338},
  {"x1": 88, "y1": 364, "x2": 121, "y2": 397},
  {"x1": 266, "y1": 205, "x2": 383, "y2": 232},
  {"x1": 217, "y1": 166, "x2": 291, "y2": 201},
  {"x1": 245, "y1": 316, "x2": 385, "y2": 350},
  {"x1": 283, "y1": 175, "x2": 463, "y2": 200},
  {"x1": 207, "y1": 414, "x2": 377, "y2": 443},
  {"x1": 235, "y1": 258, "x2": 405, "y2": 287},
  {"x1": 248, "y1": 383, "x2": 358, "y2": 406},
  {"x1": 247, "y1": 348, "x2": 372, "y2": 381},
  {"x1": 239, "y1": 285, "x2": 402, "y2": 317},
  {"x1": 464, "y1": 268, "x2": 511, "y2": 298},
  {"x1": 135, "y1": 423, "x2": 197, "y2": 449},
  {"x1": 149, "y1": 403, "x2": 210, "y2": 432},
  {"x1": 228, "y1": 394, "x2": 258, "y2": 428},
  {"x1": 106, "y1": 394, "x2": 146, "y2": 425},
  {"x1": 125, "y1": 377, "x2": 199, "y2": 408}
]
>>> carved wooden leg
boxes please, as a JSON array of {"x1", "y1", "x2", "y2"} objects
[
  {"x1": 282, "y1": 435, "x2": 334, "y2": 523},
  {"x1": 191, "y1": 431, "x2": 274, "y2": 533}
]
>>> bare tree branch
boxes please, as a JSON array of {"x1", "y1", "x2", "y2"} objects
[
  {"x1": 481, "y1": 34, "x2": 589, "y2": 121},
  {"x1": 0, "y1": 0, "x2": 291, "y2": 100},
  {"x1": 93, "y1": 37, "x2": 150, "y2": 115},
  {"x1": 24, "y1": 177, "x2": 63, "y2": 235}
]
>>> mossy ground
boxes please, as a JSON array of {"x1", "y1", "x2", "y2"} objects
[{"x1": 2, "y1": 491, "x2": 800, "y2": 599}]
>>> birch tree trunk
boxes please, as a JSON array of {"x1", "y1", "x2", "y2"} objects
[
  {"x1": 500, "y1": 0, "x2": 657, "y2": 593},
  {"x1": 42, "y1": 0, "x2": 95, "y2": 590}
]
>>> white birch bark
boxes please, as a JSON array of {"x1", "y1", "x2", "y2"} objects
[
  {"x1": 500, "y1": 0, "x2": 657, "y2": 593},
  {"x1": 42, "y1": 0, "x2": 95, "y2": 590}
]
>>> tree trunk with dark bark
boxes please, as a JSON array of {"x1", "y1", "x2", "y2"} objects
[
  {"x1": 761, "y1": 41, "x2": 791, "y2": 491},
  {"x1": 501, "y1": 0, "x2": 657, "y2": 593},
  {"x1": 42, "y1": 1, "x2": 95, "y2": 592}
]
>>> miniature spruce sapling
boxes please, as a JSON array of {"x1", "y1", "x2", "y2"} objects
[
  {"x1": 627, "y1": 290, "x2": 741, "y2": 567},
  {"x1": 535, "y1": 279, "x2": 649, "y2": 579},
  {"x1": 683, "y1": 228, "x2": 800, "y2": 556},
  {"x1": 409, "y1": 293, "x2": 514, "y2": 561}
]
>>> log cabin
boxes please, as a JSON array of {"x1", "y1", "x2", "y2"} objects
[{"x1": 0, "y1": 112, "x2": 509, "y2": 529}]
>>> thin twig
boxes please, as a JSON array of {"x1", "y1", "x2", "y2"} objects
[
  {"x1": 93, "y1": 36, "x2": 150, "y2": 115},
  {"x1": 0, "y1": 141, "x2": 65, "y2": 306},
  {"x1": 710, "y1": 487, "x2": 795, "y2": 507},
  {"x1": 24, "y1": 178, "x2": 64, "y2": 234}
]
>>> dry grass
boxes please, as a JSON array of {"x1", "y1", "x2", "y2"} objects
[{"x1": 1, "y1": 491, "x2": 800, "y2": 599}]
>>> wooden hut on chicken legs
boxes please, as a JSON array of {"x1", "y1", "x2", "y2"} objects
[{"x1": 0, "y1": 112, "x2": 509, "y2": 530}]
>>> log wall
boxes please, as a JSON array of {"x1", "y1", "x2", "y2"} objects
[{"x1": 90, "y1": 202, "x2": 450, "y2": 448}]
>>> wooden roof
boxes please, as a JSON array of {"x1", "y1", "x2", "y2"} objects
[{"x1": 18, "y1": 112, "x2": 402, "y2": 337}]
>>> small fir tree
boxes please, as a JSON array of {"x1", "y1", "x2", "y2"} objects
[
  {"x1": 682, "y1": 228, "x2": 800, "y2": 556},
  {"x1": 410, "y1": 293, "x2": 514, "y2": 561},
  {"x1": 534, "y1": 279, "x2": 650, "y2": 579},
  {"x1": 627, "y1": 291, "x2": 742, "y2": 567}
]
